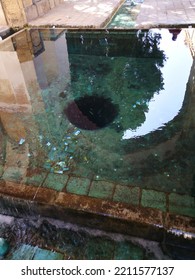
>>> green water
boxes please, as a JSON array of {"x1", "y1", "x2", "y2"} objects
[
  {"x1": 0, "y1": 28, "x2": 194, "y2": 196},
  {"x1": 107, "y1": 0, "x2": 144, "y2": 28}
]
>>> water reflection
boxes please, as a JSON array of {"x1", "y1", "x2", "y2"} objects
[
  {"x1": 0, "y1": 28, "x2": 194, "y2": 196},
  {"x1": 123, "y1": 29, "x2": 192, "y2": 139}
]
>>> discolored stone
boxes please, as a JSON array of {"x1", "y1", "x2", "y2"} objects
[
  {"x1": 66, "y1": 176, "x2": 90, "y2": 195},
  {"x1": 113, "y1": 185, "x2": 140, "y2": 205},
  {"x1": 33, "y1": 248, "x2": 63, "y2": 260},
  {"x1": 89, "y1": 180, "x2": 114, "y2": 200},
  {"x1": 114, "y1": 241, "x2": 144, "y2": 260},
  {"x1": 169, "y1": 193, "x2": 195, "y2": 218},
  {"x1": 25, "y1": 172, "x2": 47, "y2": 187},
  {"x1": 141, "y1": 189, "x2": 166, "y2": 212},
  {"x1": 43, "y1": 173, "x2": 68, "y2": 191},
  {"x1": 0, "y1": 238, "x2": 9, "y2": 257},
  {"x1": 84, "y1": 237, "x2": 115, "y2": 260}
]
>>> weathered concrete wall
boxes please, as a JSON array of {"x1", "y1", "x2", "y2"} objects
[{"x1": 1, "y1": 0, "x2": 27, "y2": 27}]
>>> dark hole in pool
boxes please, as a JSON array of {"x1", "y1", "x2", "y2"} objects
[{"x1": 64, "y1": 95, "x2": 118, "y2": 130}]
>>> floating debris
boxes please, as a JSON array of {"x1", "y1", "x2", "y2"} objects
[
  {"x1": 54, "y1": 170, "x2": 63, "y2": 174},
  {"x1": 74, "y1": 130, "x2": 81, "y2": 136},
  {"x1": 19, "y1": 138, "x2": 25, "y2": 145}
]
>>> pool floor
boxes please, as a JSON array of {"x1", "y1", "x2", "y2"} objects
[{"x1": 0, "y1": 28, "x2": 194, "y2": 249}]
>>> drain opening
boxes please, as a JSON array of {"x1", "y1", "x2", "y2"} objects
[{"x1": 65, "y1": 95, "x2": 118, "y2": 130}]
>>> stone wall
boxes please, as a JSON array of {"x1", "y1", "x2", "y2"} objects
[
  {"x1": 1, "y1": 0, "x2": 27, "y2": 27},
  {"x1": 24, "y1": 0, "x2": 65, "y2": 21}
]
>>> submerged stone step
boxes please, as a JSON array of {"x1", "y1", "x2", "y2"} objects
[
  {"x1": 10, "y1": 244, "x2": 63, "y2": 260},
  {"x1": 0, "y1": 238, "x2": 9, "y2": 257}
]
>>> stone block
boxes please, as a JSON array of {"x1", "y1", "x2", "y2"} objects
[
  {"x1": 0, "y1": 238, "x2": 9, "y2": 257},
  {"x1": 43, "y1": 173, "x2": 68, "y2": 191},
  {"x1": 25, "y1": 4, "x2": 38, "y2": 21},
  {"x1": 89, "y1": 180, "x2": 114, "y2": 200},
  {"x1": 23, "y1": 0, "x2": 33, "y2": 8},
  {"x1": 54, "y1": 0, "x2": 60, "y2": 6},
  {"x1": 33, "y1": 248, "x2": 63, "y2": 260},
  {"x1": 2, "y1": 167, "x2": 24, "y2": 183},
  {"x1": 169, "y1": 193, "x2": 195, "y2": 218},
  {"x1": 113, "y1": 185, "x2": 140, "y2": 205},
  {"x1": 83, "y1": 238, "x2": 114, "y2": 260},
  {"x1": 11, "y1": 244, "x2": 36, "y2": 260},
  {"x1": 24, "y1": 172, "x2": 47, "y2": 187},
  {"x1": 114, "y1": 241, "x2": 144, "y2": 260},
  {"x1": 141, "y1": 189, "x2": 166, "y2": 212},
  {"x1": 10, "y1": 244, "x2": 64, "y2": 260},
  {"x1": 36, "y1": 0, "x2": 51, "y2": 16},
  {"x1": 49, "y1": 0, "x2": 55, "y2": 9},
  {"x1": 66, "y1": 176, "x2": 90, "y2": 196}
]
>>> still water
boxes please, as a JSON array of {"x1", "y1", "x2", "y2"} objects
[{"x1": 0, "y1": 28, "x2": 194, "y2": 196}]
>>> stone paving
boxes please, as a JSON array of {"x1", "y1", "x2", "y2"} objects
[
  {"x1": 0, "y1": 216, "x2": 167, "y2": 260},
  {"x1": 136, "y1": 0, "x2": 195, "y2": 28},
  {"x1": 1, "y1": 0, "x2": 195, "y2": 36},
  {"x1": 28, "y1": 0, "x2": 124, "y2": 28},
  {"x1": 28, "y1": 0, "x2": 195, "y2": 28}
]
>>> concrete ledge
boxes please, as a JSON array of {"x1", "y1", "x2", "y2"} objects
[{"x1": 0, "y1": 179, "x2": 194, "y2": 243}]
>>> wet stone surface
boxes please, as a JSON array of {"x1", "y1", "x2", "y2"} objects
[
  {"x1": 113, "y1": 185, "x2": 140, "y2": 205},
  {"x1": 0, "y1": 215, "x2": 176, "y2": 260},
  {"x1": 141, "y1": 190, "x2": 167, "y2": 212},
  {"x1": 0, "y1": 215, "x2": 195, "y2": 260},
  {"x1": 0, "y1": 238, "x2": 9, "y2": 258},
  {"x1": 43, "y1": 173, "x2": 69, "y2": 191},
  {"x1": 66, "y1": 176, "x2": 90, "y2": 195}
]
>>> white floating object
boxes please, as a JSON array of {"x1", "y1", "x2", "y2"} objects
[{"x1": 19, "y1": 138, "x2": 25, "y2": 145}]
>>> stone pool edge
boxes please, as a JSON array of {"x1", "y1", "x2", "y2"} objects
[{"x1": 0, "y1": 180, "x2": 194, "y2": 243}]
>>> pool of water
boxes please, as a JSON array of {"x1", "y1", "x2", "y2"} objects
[{"x1": 0, "y1": 28, "x2": 195, "y2": 196}]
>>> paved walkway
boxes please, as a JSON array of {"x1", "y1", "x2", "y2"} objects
[
  {"x1": 28, "y1": 0, "x2": 195, "y2": 28},
  {"x1": 29, "y1": 0, "x2": 124, "y2": 28},
  {"x1": 1, "y1": 0, "x2": 195, "y2": 33},
  {"x1": 136, "y1": 0, "x2": 195, "y2": 28}
]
